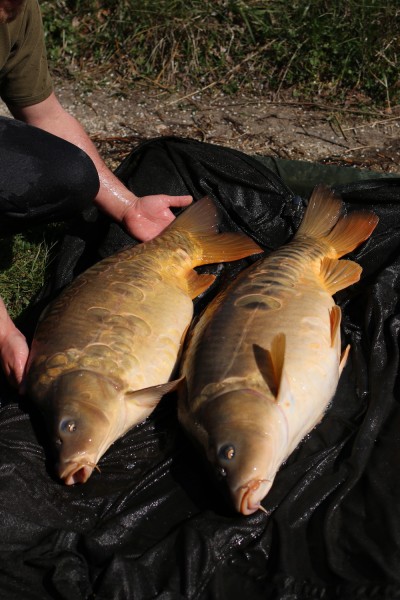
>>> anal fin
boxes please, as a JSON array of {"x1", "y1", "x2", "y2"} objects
[
  {"x1": 320, "y1": 257, "x2": 362, "y2": 295},
  {"x1": 187, "y1": 270, "x2": 216, "y2": 299}
]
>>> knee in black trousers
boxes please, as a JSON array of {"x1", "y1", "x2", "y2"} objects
[{"x1": 0, "y1": 117, "x2": 100, "y2": 232}]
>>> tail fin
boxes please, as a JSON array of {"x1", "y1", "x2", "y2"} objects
[
  {"x1": 296, "y1": 185, "x2": 379, "y2": 258},
  {"x1": 296, "y1": 185, "x2": 342, "y2": 239},
  {"x1": 171, "y1": 195, "x2": 263, "y2": 266}
]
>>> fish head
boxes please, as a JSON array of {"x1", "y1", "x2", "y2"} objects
[
  {"x1": 198, "y1": 389, "x2": 288, "y2": 515},
  {"x1": 45, "y1": 370, "x2": 122, "y2": 485}
]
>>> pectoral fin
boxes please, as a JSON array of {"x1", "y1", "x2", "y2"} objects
[
  {"x1": 125, "y1": 377, "x2": 184, "y2": 408},
  {"x1": 339, "y1": 344, "x2": 350, "y2": 376},
  {"x1": 329, "y1": 305, "x2": 342, "y2": 348},
  {"x1": 329, "y1": 306, "x2": 350, "y2": 374},
  {"x1": 253, "y1": 333, "x2": 290, "y2": 404}
]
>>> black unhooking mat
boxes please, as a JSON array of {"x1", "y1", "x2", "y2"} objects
[{"x1": 1, "y1": 137, "x2": 400, "y2": 600}]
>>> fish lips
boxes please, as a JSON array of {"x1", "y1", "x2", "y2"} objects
[
  {"x1": 58, "y1": 461, "x2": 95, "y2": 485},
  {"x1": 236, "y1": 478, "x2": 274, "y2": 515}
]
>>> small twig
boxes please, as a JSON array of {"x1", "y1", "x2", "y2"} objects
[
  {"x1": 342, "y1": 115, "x2": 400, "y2": 132},
  {"x1": 333, "y1": 115, "x2": 348, "y2": 141},
  {"x1": 197, "y1": 99, "x2": 385, "y2": 119},
  {"x1": 91, "y1": 134, "x2": 141, "y2": 143},
  {"x1": 343, "y1": 144, "x2": 380, "y2": 153},
  {"x1": 275, "y1": 40, "x2": 307, "y2": 98},
  {"x1": 298, "y1": 130, "x2": 349, "y2": 148}
]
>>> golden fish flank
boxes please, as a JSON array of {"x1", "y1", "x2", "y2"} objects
[
  {"x1": 179, "y1": 185, "x2": 379, "y2": 516},
  {"x1": 26, "y1": 196, "x2": 262, "y2": 486}
]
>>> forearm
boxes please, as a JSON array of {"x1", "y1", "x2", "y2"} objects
[
  {"x1": 9, "y1": 93, "x2": 192, "y2": 241},
  {"x1": 9, "y1": 93, "x2": 138, "y2": 223}
]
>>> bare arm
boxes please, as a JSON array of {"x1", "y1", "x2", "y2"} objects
[{"x1": 9, "y1": 92, "x2": 192, "y2": 241}]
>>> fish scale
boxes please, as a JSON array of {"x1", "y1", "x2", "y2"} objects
[
  {"x1": 179, "y1": 185, "x2": 379, "y2": 515},
  {"x1": 27, "y1": 196, "x2": 262, "y2": 485}
]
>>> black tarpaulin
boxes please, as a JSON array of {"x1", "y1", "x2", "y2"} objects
[{"x1": 0, "y1": 137, "x2": 400, "y2": 600}]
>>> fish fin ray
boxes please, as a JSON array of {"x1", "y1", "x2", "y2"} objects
[
  {"x1": 339, "y1": 344, "x2": 350, "y2": 375},
  {"x1": 324, "y1": 211, "x2": 379, "y2": 258},
  {"x1": 169, "y1": 195, "x2": 220, "y2": 234},
  {"x1": 186, "y1": 270, "x2": 216, "y2": 299},
  {"x1": 321, "y1": 257, "x2": 362, "y2": 294},
  {"x1": 296, "y1": 186, "x2": 378, "y2": 258},
  {"x1": 254, "y1": 333, "x2": 286, "y2": 401},
  {"x1": 296, "y1": 185, "x2": 342, "y2": 239},
  {"x1": 195, "y1": 232, "x2": 262, "y2": 266},
  {"x1": 253, "y1": 344, "x2": 277, "y2": 396},
  {"x1": 171, "y1": 195, "x2": 262, "y2": 266},
  {"x1": 329, "y1": 305, "x2": 342, "y2": 348},
  {"x1": 125, "y1": 377, "x2": 184, "y2": 408}
]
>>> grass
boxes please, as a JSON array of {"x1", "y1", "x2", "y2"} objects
[
  {"x1": 41, "y1": 0, "x2": 400, "y2": 104},
  {"x1": 0, "y1": 228, "x2": 61, "y2": 320}
]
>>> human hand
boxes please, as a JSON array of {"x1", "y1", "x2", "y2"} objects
[
  {"x1": 0, "y1": 300, "x2": 29, "y2": 392},
  {"x1": 121, "y1": 194, "x2": 193, "y2": 242},
  {"x1": 0, "y1": 327, "x2": 29, "y2": 391}
]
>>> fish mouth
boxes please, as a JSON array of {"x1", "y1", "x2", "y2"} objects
[
  {"x1": 59, "y1": 461, "x2": 98, "y2": 485},
  {"x1": 237, "y1": 478, "x2": 273, "y2": 515}
]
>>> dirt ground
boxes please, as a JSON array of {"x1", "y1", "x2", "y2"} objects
[
  {"x1": 3, "y1": 78, "x2": 400, "y2": 174},
  {"x1": 56, "y1": 78, "x2": 400, "y2": 175}
]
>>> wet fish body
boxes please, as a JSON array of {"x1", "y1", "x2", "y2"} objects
[
  {"x1": 27, "y1": 196, "x2": 261, "y2": 485},
  {"x1": 178, "y1": 186, "x2": 378, "y2": 514}
]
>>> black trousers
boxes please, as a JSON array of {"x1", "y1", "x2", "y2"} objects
[{"x1": 0, "y1": 116, "x2": 100, "y2": 233}]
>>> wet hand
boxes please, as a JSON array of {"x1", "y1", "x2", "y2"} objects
[
  {"x1": 122, "y1": 194, "x2": 193, "y2": 241},
  {"x1": 0, "y1": 325, "x2": 29, "y2": 392}
]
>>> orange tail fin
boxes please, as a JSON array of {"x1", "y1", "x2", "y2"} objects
[{"x1": 296, "y1": 185, "x2": 379, "y2": 258}]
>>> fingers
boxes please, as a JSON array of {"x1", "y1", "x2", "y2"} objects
[
  {"x1": 122, "y1": 194, "x2": 193, "y2": 241},
  {"x1": 167, "y1": 195, "x2": 193, "y2": 208},
  {"x1": 139, "y1": 194, "x2": 193, "y2": 209},
  {"x1": 0, "y1": 329, "x2": 29, "y2": 390}
]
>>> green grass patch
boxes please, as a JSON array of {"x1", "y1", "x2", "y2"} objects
[
  {"x1": 0, "y1": 227, "x2": 62, "y2": 319},
  {"x1": 41, "y1": 0, "x2": 400, "y2": 104}
]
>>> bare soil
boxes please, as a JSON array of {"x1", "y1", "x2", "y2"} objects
[{"x1": 5, "y1": 78, "x2": 400, "y2": 174}]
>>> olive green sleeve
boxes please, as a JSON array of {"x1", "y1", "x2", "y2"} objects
[{"x1": 0, "y1": 0, "x2": 53, "y2": 107}]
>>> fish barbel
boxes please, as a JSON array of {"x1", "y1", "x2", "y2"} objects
[
  {"x1": 26, "y1": 196, "x2": 262, "y2": 485},
  {"x1": 178, "y1": 186, "x2": 379, "y2": 515}
]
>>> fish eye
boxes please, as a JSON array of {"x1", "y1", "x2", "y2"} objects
[
  {"x1": 60, "y1": 419, "x2": 77, "y2": 434},
  {"x1": 218, "y1": 444, "x2": 236, "y2": 461}
]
